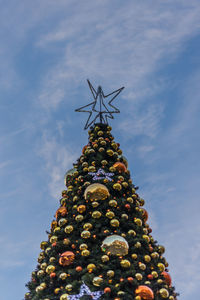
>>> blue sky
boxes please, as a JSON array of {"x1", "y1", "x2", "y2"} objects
[{"x1": 0, "y1": 1, "x2": 200, "y2": 299}]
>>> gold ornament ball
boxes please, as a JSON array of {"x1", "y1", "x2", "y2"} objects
[
  {"x1": 40, "y1": 241, "x2": 48, "y2": 250},
  {"x1": 37, "y1": 270, "x2": 44, "y2": 277},
  {"x1": 98, "y1": 147, "x2": 105, "y2": 152},
  {"x1": 122, "y1": 182, "x2": 128, "y2": 188},
  {"x1": 79, "y1": 243, "x2": 88, "y2": 250},
  {"x1": 109, "y1": 200, "x2": 117, "y2": 207},
  {"x1": 83, "y1": 223, "x2": 93, "y2": 230},
  {"x1": 135, "y1": 242, "x2": 141, "y2": 248},
  {"x1": 134, "y1": 218, "x2": 142, "y2": 226},
  {"x1": 135, "y1": 273, "x2": 143, "y2": 280},
  {"x1": 158, "y1": 245, "x2": 165, "y2": 254},
  {"x1": 144, "y1": 255, "x2": 151, "y2": 262},
  {"x1": 97, "y1": 130, "x2": 103, "y2": 136},
  {"x1": 81, "y1": 249, "x2": 90, "y2": 256},
  {"x1": 158, "y1": 263, "x2": 165, "y2": 272},
  {"x1": 60, "y1": 295, "x2": 69, "y2": 300},
  {"x1": 118, "y1": 291, "x2": 125, "y2": 296},
  {"x1": 101, "y1": 255, "x2": 109, "y2": 262},
  {"x1": 120, "y1": 259, "x2": 131, "y2": 268},
  {"x1": 40, "y1": 283, "x2": 46, "y2": 288},
  {"x1": 157, "y1": 279, "x2": 163, "y2": 284},
  {"x1": 50, "y1": 236, "x2": 58, "y2": 243},
  {"x1": 151, "y1": 271, "x2": 158, "y2": 278},
  {"x1": 93, "y1": 276, "x2": 103, "y2": 286},
  {"x1": 110, "y1": 219, "x2": 120, "y2": 227},
  {"x1": 107, "y1": 149, "x2": 114, "y2": 156},
  {"x1": 121, "y1": 213, "x2": 128, "y2": 219},
  {"x1": 84, "y1": 183, "x2": 110, "y2": 201},
  {"x1": 139, "y1": 263, "x2": 146, "y2": 270},
  {"x1": 59, "y1": 273, "x2": 67, "y2": 280},
  {"x1": 58, "y1": 218, "x2": 68, "y2": 227},
  {"x1": 88, "y1": 166, "x2": 96, "y2": 172},
  {"x1": 92, "y1": 211, "x2": 102, "y2": 218},
  {"x1": 127, "y1": 197, "x2": 133, "y2": 203},
  {"x1": 36, "y1": 286, "x2": 43, "y2": 292},
  {"x1": 54, "y1": 226, "x2": 61, "y2": 233},
  {"x1": 54, "y1": 288, "x2": 60, "y2": 294},
  {"x1": 128, "y1": 230, "x2": 136, "y2": 236},
  {"x1": 135, "y1": 296, "x2": 141, "y2": 300},
  {"x1": 40, "y1": 262, "x2": 47, "y2": 270},
  {"x1": 75, "y1": 215, "x2": 84, "y2": 222},
  {"x1": 159, "y1": 288, "x2": 169, "y2": 298},
  {"x1": 131, "y1": 253, "x2": 138, "y2": 259},
  {"x1": 113, "y1": 183, "x2": 122, "y2": 191},
  {"x1": 169, "y1": 296, "x2": 175, "y2": 300},
  {"x1": 151, "y1": 252, "x2": 159, "y2": 259},
  {"x1": 46, "y1": 265, "x2": 55, "y2": 274},
  {"x1": 142, "y1": 235, "x2": 150, "y2": 242},
  {"x1": 109, "y1": 166, "x2": 116, "y2": 172},
  {"x1": 106, "y1": 211, "x2": 115, "y2": 219},
  {"x1": 64, "y1": 225, "x2": 74, "y2": 234},
  {"x1": 82, "y1": 162, "x2": 88, "y2": 167},
  {"x1": 107, "y1": 270, "x2": 115, "y2": 277},
  {"x1": 49, "y1": 257, "x2": 56, "y2": 263},
  {"x1": 81, "y1": 230, "x2": 91, "y2": 239},
  {"x1": 65, "y1": 284, "x2": 73, "y2": 292},
  {"x1": 87, "y1": 264, "x2": 96, "y2": 271},
  {"x1": 101, "y1": 160, "x2": 108, "y2": 165},
  {"x1": 92, "y1": 201, "x2": 99, "y2": 208}
]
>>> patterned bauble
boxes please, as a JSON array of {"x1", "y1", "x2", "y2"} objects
[
  {"x1": 84, "y1": 183, "x2": 110, "y2": 201},
  {"x1": 59, "y1": 251, "x2": 75, "y2": 266},
  {"x1": 101, "y1": 235, "x2": 129, "y2": 256},
  {"x1": 135, "y1": 285, "x2": 154, "y2": 300}
]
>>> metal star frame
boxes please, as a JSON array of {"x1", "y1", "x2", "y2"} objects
[
  {"x1": 75, "y1": 80, "x2": 124, "y2": 129},
  {"x1": 88, "y1": 168, "x2": 114, "y2": 181}
]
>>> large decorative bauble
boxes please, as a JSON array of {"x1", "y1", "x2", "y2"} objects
[
  {"x1": 93, "y1": 276, "x2": 103, "y2": 286},
  {"x1": 159, "y1": 288, "x2": 169, "y2": 298},
  {"x1": 161, "y1": 271, "x2": 172, "y2": 286},
  {"x1": 135, "y1": 285, "x2": 154, "y2": 300},
  {"x1": 101, "y1": 235, "x2": 129, "y2": 256},
  {"x1": 64, "y1": 168, "x2": 77, "y2": 186},
  {"x1": 56, "y1": 206, "x2": 67, "y2": 219},
  {"x1": 113, "y1": 162, "x2": 127, "y2": 173},
  {"x1": 59, "y1": 251, "x2": 75, "y2": 266},
  {"x1": 84, "y1": 183, "x2": 110, "y2": 201}
]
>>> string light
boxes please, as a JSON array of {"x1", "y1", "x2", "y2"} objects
[
  {"x1": 68, "y1": 283, "x2": 103, "y2": 300},
  {"x1": 89, "y1": 168, "x2": 114, "y2": 181}
]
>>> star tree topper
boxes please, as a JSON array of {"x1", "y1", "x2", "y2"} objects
[{"x1": 75, "y1": 80, "x2": 124, "y2": 129}]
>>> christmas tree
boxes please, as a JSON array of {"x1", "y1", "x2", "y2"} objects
[{"x1": 25, "y1": 82, "x2": 178, "y2": 300}]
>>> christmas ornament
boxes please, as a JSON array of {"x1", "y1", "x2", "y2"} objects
[
  {"x1": 46, "y1": 265, "x2": 55, "y2": 274},
  {"x1": 92, "y1": 211, "x2": 102, "y2": 218},
  {"x1": 120, "y1": 259, "x2": 131, "y2": 268},
  {"x1": 77, "y1": 205, "x2": 86, "y2": 213},
  {"x1": 113, "y1": 183, "x2": 122, "y2": 191},
  {"x1": 89, "y1": 168, "x2": 114, "y2": 181},
  {"x1": 113, "y1": 162, "x2": 127, "y2": 173},
  {"x1": 59, "y1": 251, "x2": 75, "y2": 266},
  {"x1": 101, "y1": 235, "x2": 129, "y2": 256},
  {"x1": 101, "y1": 255, "x2": 109, "y2": 262},
  {"x1": 110, "y1": 219, "x2": 120, "y2": 227},
  {"x1": 135, "y1": 273, "x2": 143, "y2": 280},
  {"x1": 56, "y1": 207, "x2": 67, "y2": 219},
  {"x1": 135, "y1": 285, "x2": 154, "y2": 299},
  {"x1": 84, "y1": 183, "x2": 110, "y2": 201},
  {"x1": 109, "y1": 199, "x2": 117, "y2": 207},
  {"x1": 81, "y1": 249, "x2": 90, "y2": 256},
  {"x1": 107, "y1": 270, "x2": 115, "y2": 277},
  {"x1": 60, "y1": 294, "x2": 69, "y2": 300},
  {"x1": 161, "y1": 271, "x2": 172, "y2": 286},
  {"x1": 65, "y1": 284, "x2": 73, "y2": 291},
  {"x1": 93, "y1": 277, "x2": 103, "y2": 286},
  {"x1": 159, "y1": 288, "x2": 169, "y2": 298},
  {"x1": 79, "y1": 243, "x2": 88, "y2": 250},
  {"x1": 64, "y1": 168, "x2": 77, "y2": 186},
  {"x1": 87, "y1": 264, "x2": 96, "y2": 271},
  {"x1": 81, "y1": 230, "x2": 91, "y2": 239},
  {"x1": 58, "y1": 218, "x2": 68, "y2": 227},
  {"x1": 64, "y1": 225, "x2": 74, "y2": 234}
]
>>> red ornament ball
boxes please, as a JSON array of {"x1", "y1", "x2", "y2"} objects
[
  {"x1": 76, "y1": 266, "x2": 82, "y2": 272},
  {"x1": 113, "y1": 162, "x2": 127, "y2": 173},
  {"x1": 161, "y1": 271, "x2": 172, "y2": 286},
  {"x1": 135, "y1": 285, "x2": 154, "y2": 299},
  {"x1": 50, "y1": 272, "x2": 56, "y2": 278},
  {"x1": 147, "y1": 274, "x2": 153, "y2": 280},
  {"x1": 104, "y1": 287, "x2": 111, "y2": 293}
]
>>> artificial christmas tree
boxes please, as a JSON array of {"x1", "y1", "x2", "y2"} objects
[{"x1": 25, "y1": 82, "x2": 178, "y2": 300}]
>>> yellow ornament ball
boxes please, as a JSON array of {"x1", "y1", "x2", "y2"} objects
[
  {"x1": 40, "y1": 241, "x2": 48, "y2": 250},
  {"x1": 87, "y1": 264, "x2": 96, "y2": 271},
  {"x1": 81, "y1": 230, "x2": 91, "y2": 239},
  {"x1": 113, "y1": 183, "x2": 122, "y2": 191},
  {"x1": 110, "y1": 219, "x2": 120, "y2": 227},
  {"x1": 79, "y1": 243, "x2": 88, "y2": 250},
  {"x1": 101, "y1": 255, "x2": 109, "y2": 262},
  {"x1": 84, "y1": 183, "x2": 110, "y2": 201},
  {"x1": 37, "y1": 270, "x2": 44, "y2": 277},
  {"x1": 134, "y1": 218, "x2": 142, "y2": 226},
  {"x1": 135, "y1": 273, "x2": 143, "y2": 280},
  {"x1": 109, "y1": 200, "x2": 117, "y2": 207},
  {"x1": 158, "y1": 263, "x2": 165, "y2": 272},
  {"x1": 83, "y1": 223, "x2": 93, "y2": 230},
  {"x1": 106, "y1": 211, "x2": 115, "y2": 219},
  {"x1": 93, "y1": 276, "x2": 103, "y2": 286},
  {"x1": 59, "y1": 273, "x2": 67, "y2": 280},
  {"x1": 127, "y1": 197, "x2": 133, "y2": 203},
  {"x1": 60, "y1": 294, "x2": 69, "y2": 300},
  {"x1": 92, "y1": 201, "x2": 99, "y2": 208},
  {"x1": 65, "y1": 284, "x2": 73, "y2": 292},
  {"x1": 81, "y1": 249, "x2": 90, "y2": 256},
  {"x1": 40, "y1": 262, "x2": 47, "y2": 270},
  {"x1": 151, "y1": 271, "x2": 158, "y2": 278},
  {"x1": 92, "y1": 211, "x2": 102, "y2": 218},
  {"x1": 64, "y1": 225, "x2": 74, "y2": 234},
  {"x1": 46, "y1": 265, "x2": 55, "y2": 274},
  {"x1": 131, "y1": 253, "x2": 138, "y2": 259},
  {"x1": 54, "y1": 288, "x2": 60, "y2": 294},
  {"x1": 120, "y1": 259, "x2": 131, "y2": 268},
  {"x1": 144, "y1": 255, "x2": 151, "y2": 262},
  {"x1": 159, "y1": 288, "x2": 169, "y2": 298},
  {"x1": 107, "y1": 270, "x2": 115, "y2": 277},
  {"x1": 75, "y1": 215, "x2": 84, "y2": 222},
  {"x1": 128, "y1": 230, "x2": 136, "y2": 236}
]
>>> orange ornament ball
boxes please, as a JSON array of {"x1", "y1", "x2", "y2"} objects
[
  {"x1": 76, "y1": 266, "x2": 82, "y2": 272},
  {"x1": 127, "y1": 277, "x2": 134, "y2": 282},
  {"x1": 161, "y1": 271, "x2": 172, "y2": 286},
  {"x1": 55, "y1": 206, "x2": 67, "y2": 219},
  {"x1": 147, "y1": 274, "x2": 153, "y2": 280},
  {"x1": 104, "y1": 287, "x2": 111, "y2": 293},
  {"x1": 135, "y1": 285, "x2": 154, "y2": 300},
  {"x1": 142, "y1": 209, "x2": 148, "y2": 222},
  {"x1": 50, "y1": 272, "x2": 56, "y2": 278},
  {"x1": 113, "y1": 162, "x2": 127, "y2": 173},
  {"x1": 59, "y1": 251, "x2": 75, "y2": 266}
]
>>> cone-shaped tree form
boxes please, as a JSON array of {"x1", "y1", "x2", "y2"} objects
[{"x1": 25, "y1": 123, "x2": 178, "y2": 300}]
